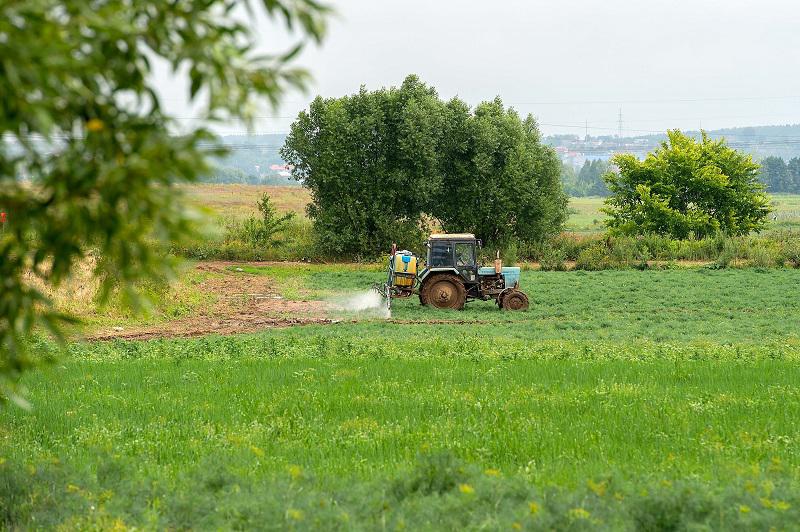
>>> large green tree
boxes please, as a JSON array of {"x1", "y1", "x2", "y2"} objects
[
  {"x1": 603, "y1": 130, "x2": 771, "y2": 238},
  {"x1": 433, "y1": 98, "x2": 566, "y2": 245},
  {"x1": 0, "y1": 0, "x2": 328, "y2": 405},
  {"x1": 282, "y1": 77, "x2": 567, "y2": 256},
  {"x1": 281, "y1": 76, "x2": 445, "y2": 256}
]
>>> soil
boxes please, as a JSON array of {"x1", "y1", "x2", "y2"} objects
[{"x1": 86, "y1": 261, "x2": 338, "y2": 341}]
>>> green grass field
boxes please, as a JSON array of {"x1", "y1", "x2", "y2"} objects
[{"x1": 3, "y1": 268, "x2": 800, "y2": 529}]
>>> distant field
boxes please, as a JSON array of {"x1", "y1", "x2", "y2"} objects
[
  {"x1": 564, "y1": 196, "x2": 607, "y2": 233},
  {"x1": 182, "y1": 185, "x2": 800, "y2": 234},
  {"x1": 182, "y1": 184, "x2": 310, "y2": 219}
]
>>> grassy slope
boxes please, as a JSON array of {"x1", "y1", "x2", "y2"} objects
[{"x1": 3, "y1": 268, "x2": 800, "y2": 529}]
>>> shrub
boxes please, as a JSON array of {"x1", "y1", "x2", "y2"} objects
[
  {"x1": 709, "y1": 238, "x2": 739, "y2": 269},
  {"x1": 224, "y1": 192, "x2": 295, "y2": 248},
  {"x1": 576, "y1": 244, "x2": 611, "y2": 271},
  {"x1": 783, "y1": 239, "x2": 800, "y2": 268},
  {"x1": 539, "y1": 246, "x2": 568, "y2": 271},
  {"x1": 747, "y1": 242, "x2": 780, "y2": 268}
]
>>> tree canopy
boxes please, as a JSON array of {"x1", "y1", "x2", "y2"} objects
[
  {"x1": 561, "y1": 159, "x2": 610, "y2": 197},
  {"x1": 0, "y1": 0, "x2": 328, "y2": 405},
  {"x1": 281, "y1": 76, "x2": 567, "y2": 257},
  {"x1": 603, "y1": 130, "x2": 771, "y2": 238},
  {"x1": 760, "y1": 156, "x2": 800, "y2": 193}
]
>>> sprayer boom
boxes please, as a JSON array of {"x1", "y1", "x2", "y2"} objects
[{"x1": 371, "y1": 282, "x2": 392, "y2": 312}]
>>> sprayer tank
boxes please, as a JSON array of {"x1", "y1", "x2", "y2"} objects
[{"x1": 391, "y1": 252, "x2": 417, "y2": 287}]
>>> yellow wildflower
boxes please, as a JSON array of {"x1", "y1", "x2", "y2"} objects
[
  {"x1": 86, "y1": 119, "x2": 105, "y2": 132},
  {"x1": 739, "y1": 505, "x2": 751, "y2": 513},
  {"x1": 458, "y1": 483, "x2": 475, "y2": 495},
  {"x1": 588, "y1": 479, "x2": 607, "y2": 496},
  {"x1": 484, "y1": 468, "x2": 501, "y2": 477},
  {"x1": 569, "y1": 508, "x2": 591, "y2": 520},
  {"x1": 529, "y1": 501, "x2": 540, "y2": 515},
  {"x1": 287, "y1": 508, "x2": 304, "y2": 521},
  {"x1": 288, "y1": 464, "x2": 303, "y2": 480},
  {"x1": 250, "y1": 445, "x2": 265, "y2": 458}
]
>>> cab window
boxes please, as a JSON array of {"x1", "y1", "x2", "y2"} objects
[
  {"x1": 429, "y1": 242, "x2": 452, "y2": 267},
  {"x1": 455, "y1": 242, "x2": 475, "y2": 268}
]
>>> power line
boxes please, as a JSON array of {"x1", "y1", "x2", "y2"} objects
[{"x1": 506, "y1": 95, "x2": 800, "y2": 106}]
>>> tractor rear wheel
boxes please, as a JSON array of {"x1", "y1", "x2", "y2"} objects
[
  {"x1": 500, "y1": 289, "x2": 529, "y2": 311},
  {"x1": 421, "y1": 274, "x2": 466, "y2": 310}
]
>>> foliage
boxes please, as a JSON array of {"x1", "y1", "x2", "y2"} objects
[
  {"x1": 433, "y1": 98, "x2": 567, "y2": 246},
  {"x1": 561, "y1": 159, "x2": 610, "y2": 197},
  {"x1": 760, "y1": 156, "x2": 800, "y2": 193},
  {"x1": 603, "y1": 130, "x2": 772, "y2": 238},
  {"x1": 224, "y1": 192, "x2": 295, "y2": 248},
  {"x1": 0, "y1": 0, "x2": 328, "y2": 402},
  {"x1": 537, "y1": 246, "x2": 567, "y2": 271},
  {"x1": 281, "y1": 75, "x2": 567, "y2": 257},
  {"x1": 281, "y1": 76, "x2": 442, "y2": 257}
]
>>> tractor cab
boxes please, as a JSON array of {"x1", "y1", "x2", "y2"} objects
[{"x1": 426, "y1": 233, "x2": 479, "y2": 283}]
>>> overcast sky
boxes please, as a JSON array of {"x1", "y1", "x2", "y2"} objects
[{"x1": 162, "y1": 0, "x2": 800, "y2": 136}]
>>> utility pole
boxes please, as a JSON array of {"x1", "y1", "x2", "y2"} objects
[
  {"x1": 585, "y1": 119, "x2": 589, "y2": 140},
  {"x1": 618, "y1": 108, "x2": 623, "y2": 139}
]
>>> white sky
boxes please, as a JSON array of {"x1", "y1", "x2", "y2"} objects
[{"x1": 158, "y1": 0, "x2": 800, "y2": 136}]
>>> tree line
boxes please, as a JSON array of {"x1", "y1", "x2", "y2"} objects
[
  {"x1": 759, "y1": 156, "x2": 800, "y2": 193},
  {"x1": 561, "y1": 159, "x2": 610, "y2": 197}
]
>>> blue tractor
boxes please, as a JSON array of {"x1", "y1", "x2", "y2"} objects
[{"x1": 377, "y1": 233, "x2": 529, "y2": 311}]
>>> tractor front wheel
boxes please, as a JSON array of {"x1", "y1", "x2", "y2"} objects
[
  {"x1": 420, "y1": 274, "x2": 466, "y2": 310},
  {"x1": 500, "y1": 289, "x2": 529, "y2": 311}
]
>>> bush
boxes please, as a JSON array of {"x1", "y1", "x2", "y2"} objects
[
  {"x1": 747, "y1": 242, "x2": 780, "y2": 268},
  {"x1": 575, "y1": 244, "x2": 611, "y2": 271},
  {"x1": 783, "y1": 239, "x2": 800, "y2": 268},
  {"x1": 538, "y1": 246, "x2": 567, "y2": 271},
  {"x1": 224, "y1": 192, "x2": 294, "y2": 248}
]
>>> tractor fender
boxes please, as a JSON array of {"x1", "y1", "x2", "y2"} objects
[{"x1": 417, "y1": 267, "x2": 460, "y2": 284}]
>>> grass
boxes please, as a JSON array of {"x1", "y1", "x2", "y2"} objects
[
  {"x1": 182, "y1": 184, "x2": 310, "y2": 219},
  {"x1": 179, "y1": 186, "x2": 800, "y2": 235},
  {"x1": 564, "y1": 193, "x2": 800, "y2": 234},
  {"x1": 564, "y1": 196, "x2": 608, "y2": 233},
  {"x1": 4, "y1": 339, "x2": 800, "y2": 528},
  {"x1": 26, "y1": 256, "x2": 217, "y2": 331},
  {"x1": 3, "y1": 267, "x2": 800, "y2": 528},
  {"x1": 240, "y1": 265, "x2": 800, "y2": 343}
]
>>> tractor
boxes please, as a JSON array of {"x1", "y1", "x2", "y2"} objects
[{"x1": 375, "y1": 233, "x2": 530, "y2": 311}]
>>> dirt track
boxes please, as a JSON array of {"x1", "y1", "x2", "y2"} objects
[{"x1": 86, "y1": 262, "x2": 337, "y2": 341}]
